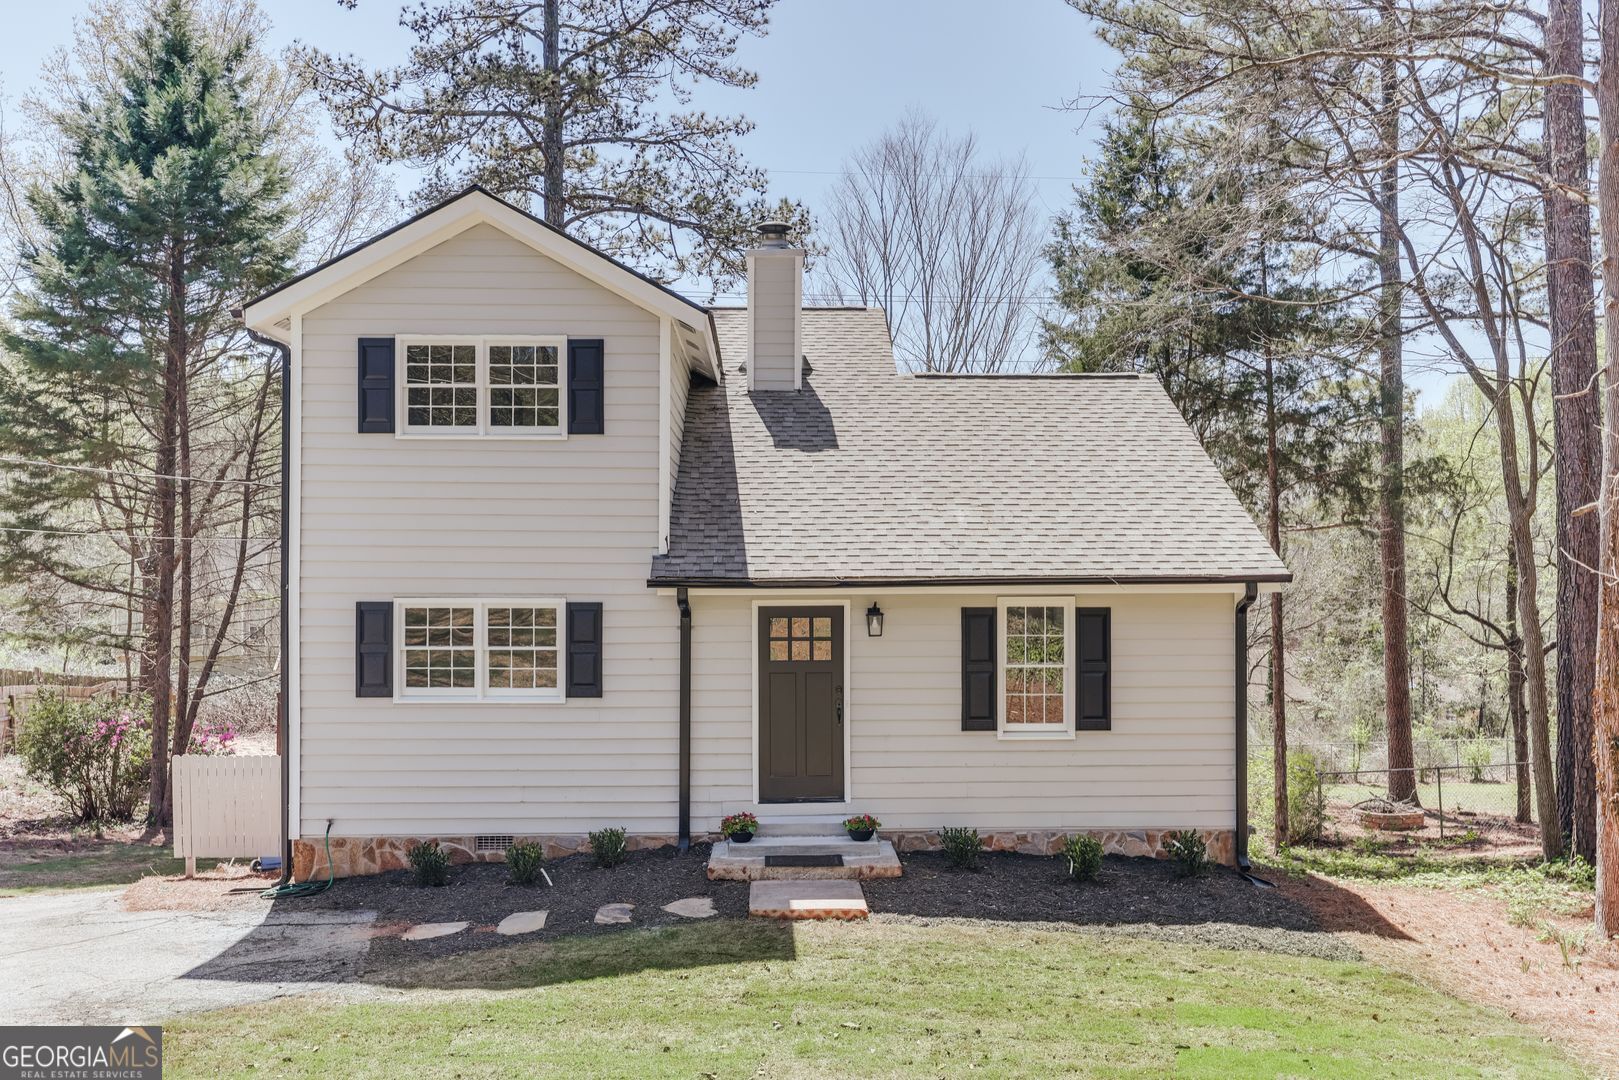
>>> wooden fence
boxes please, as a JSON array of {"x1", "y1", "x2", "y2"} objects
[
  {"x1": 172, "y1": 754, "x2": 281, "y2": 874},
  {"x1": 1, "y1": 680, "x2": 125, "y2": 751}
]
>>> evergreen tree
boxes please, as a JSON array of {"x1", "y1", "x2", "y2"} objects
[
  {"x1": 300, "y1": 0, "x2": 809, "y2": 288},
  {"x1": 0, "y1": 0, "x2": 296, "y2": 822},
  {"x1": 1046, "y1": 108, "x2": 1377, "y2": 845}
]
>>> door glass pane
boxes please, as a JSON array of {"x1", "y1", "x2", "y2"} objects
[
  {"x1": 812, "y1": 617, "x2": 832, "y2": 638},
  {"x1": 812, "y1": 640, "x2": 831, "y2": 661},
  {"x1": 791, "y1": 640, "x2": 810, "y2": 661}
]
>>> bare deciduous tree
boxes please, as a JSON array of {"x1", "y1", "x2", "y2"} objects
[{"x1": 818, "y1": 113, "x2": 1045, "y2": 372}]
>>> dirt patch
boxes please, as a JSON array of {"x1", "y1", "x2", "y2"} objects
[
  {"x1": 1280, "y1": 871, "x2": 1619, "y2": 1075},
  {"x1": 120, "y1": 864, "x2": 278, "y2": 911}
]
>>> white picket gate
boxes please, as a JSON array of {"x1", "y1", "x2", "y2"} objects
[{"x1": 172, "y1": 754, "x2": 281, "y2": 874}]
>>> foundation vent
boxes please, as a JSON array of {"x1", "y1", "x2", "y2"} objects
[{"x1": 475, "y1": 834, "x2": 515, "y2": 852}]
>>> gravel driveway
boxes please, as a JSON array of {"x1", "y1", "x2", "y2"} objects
[{"x1": 0, "y1": 888, "x2": 378, "y2": 1025}]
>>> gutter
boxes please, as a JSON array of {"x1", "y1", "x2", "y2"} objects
[
  {"x1": 1234, "y1": 581, "x2": 1270, "y2": 885},
  {"x1": 677, "y1": 587, "x2": 692, "y2": 852},
  {"x1": 648, "y1": 572, "x2": 1293, "y2": 590},
  {"x1": 244, "y1": 323, "x2": 294, "y2": 890}
]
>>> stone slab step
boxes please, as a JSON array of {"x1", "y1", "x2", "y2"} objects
[
  {"x1": 754, "y1": 814, "x2": 852, "y2": 836},
  {"x1": 708, "y1": 837, "x2": 901, "y2": 881},
  {"x1": 749, "y1": 879, "x2": 869, "y2": 920}
]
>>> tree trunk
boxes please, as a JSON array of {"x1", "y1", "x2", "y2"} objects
[
  {"x1": 541, "y1": 0, "x2": 565, "y2": 227},
  {"x1": 146, "y1": 257, "x2": 184, "y2": 823},
  {"x1": 1508, "y1": 544, "x2": 1530, "y2": 824},
  {"x1": 1376, "y1": 50, "x2": 1416, "y2": 805},
  {"x1": 1593, "y1": 0, "x2": 1619, "y2": 934},
  {"x1": 1546, "y1": 0, "x2": 1602, "y2": 864},
  {"x1": 1263, "y1": 294, "x2": 1287, "y2": 849}
]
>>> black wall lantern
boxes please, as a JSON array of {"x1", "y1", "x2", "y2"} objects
[{"x1": 866, "y1": 602, "x2": 884, "y2": 637}]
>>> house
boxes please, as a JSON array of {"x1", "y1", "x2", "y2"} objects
[{"x1": 240, "y1": 188, "x2": 1290, "y2": 880}]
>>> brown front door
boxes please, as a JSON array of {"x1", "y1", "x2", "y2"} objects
[{"x1": 759, "y1": 607, "x2": 844, "y2": 802}]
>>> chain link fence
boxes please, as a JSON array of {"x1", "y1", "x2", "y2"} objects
[{"x1": 1312, "y1": 763, "x2": 1540, "y2": 853}]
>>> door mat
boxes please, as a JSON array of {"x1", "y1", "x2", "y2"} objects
[{"x1": 764, "y1": 855, "x2": 844, "y2": 867}]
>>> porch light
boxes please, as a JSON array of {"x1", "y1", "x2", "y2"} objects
[{"x1": 866, "y1": 603, "x2": 884, "y2": 637}]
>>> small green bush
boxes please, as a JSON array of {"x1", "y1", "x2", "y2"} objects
[
  {"x1": 1461, "y1": 738, "x2": 1495, "y2": 783},
  {"x1": 18, "y1": 693, "x2": 151, "y2": 823},
  {"x1": 589, "y1": 826, "x2": 628, "y2": 868},
  {"x1": 1287, "y1": 750, "x2": 1329, "y2": 844},
  {"x1": 505, "y1": 841, "x2": 546, "y2": 885},
  {"x1": 1165, "y1": 830, "x2": 1210, "y2": 877},
  {"x1": 407, "y1": 840, "x2": 451, "y2": 886},
  {"x1": 1062, "y1": 834, "x2": 1104, "y2": 882},
  {"x1": 938, "y1": 826, "x2": 982, "y2": 870}
]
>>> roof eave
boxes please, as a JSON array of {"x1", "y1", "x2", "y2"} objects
[{"x1": 645, "y1": 571, "x2": 1294, "y2": 589}]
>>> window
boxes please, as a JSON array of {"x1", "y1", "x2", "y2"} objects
[
  {"x1": 998, "y1": 598, "x2": 1074, "y2": 736},
  {"x1": 396, "y1": 599, "x2": 565, "y2": 702},
  {"x1": 398, "y1": 336, "x2": 567, "y2": 436}
]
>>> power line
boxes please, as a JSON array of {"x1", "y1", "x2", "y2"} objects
[{"x1": 0, "y1": 456, "x2": 277, "y2": 490}]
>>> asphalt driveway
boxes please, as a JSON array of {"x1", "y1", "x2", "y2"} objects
[{"x1": 0, "y1": 889, "x2": 378, "y2": 1025}]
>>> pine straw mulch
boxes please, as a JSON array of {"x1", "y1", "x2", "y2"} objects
[{"x1": 1275, "y1": 869, "x2": 1619, "y2": 1076}]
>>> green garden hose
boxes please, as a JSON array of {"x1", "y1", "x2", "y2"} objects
[{"x1": 261, "y1": 822, "x2": 335, "y2": 899}]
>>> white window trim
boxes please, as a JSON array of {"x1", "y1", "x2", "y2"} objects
[
  {"x1": 996, "y1": 595, "x2": 1076, "y2": 740},
  {"x1": 395, "y1": 335, "x2": 569, "y2": 439},
  {"x1": 394, "y1": 597, "x2": 567, "y2": 704}
]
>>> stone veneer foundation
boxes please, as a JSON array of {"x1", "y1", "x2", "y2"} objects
[{"x1": 291, "y1": 827, "x2": 1236, "y2": 881}]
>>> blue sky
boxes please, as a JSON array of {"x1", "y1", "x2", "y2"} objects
[{"x1": 0, "y1": 0, "x2": 1465, "y2": 402}]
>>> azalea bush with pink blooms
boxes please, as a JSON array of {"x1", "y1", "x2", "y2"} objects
[
  {"x1": 187, "y1": 718, "x2": 238, "y2": 756},
  {"x1": 17, "y1": 694, "x2": 152, "y2": 823}
]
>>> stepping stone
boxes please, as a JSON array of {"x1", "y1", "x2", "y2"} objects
[
  {"x1": 495, "y1": 910, "x2": 548, "y2": 935},
  {"x1": 401, "y1": 921, "x2": 468, "y2": 941},
  {"x1": 749, "y1": 880, "x2": 868, "y2": 920},
  {"x1": 594, "y1": 902, "x2": 634, "y2": 925},
  {"x1": 662, "y1": 897, "x2": 717, "y2": 919}
]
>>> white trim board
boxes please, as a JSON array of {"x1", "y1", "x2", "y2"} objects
[
  {"x1": 288, "y1": 312, "x2": 302, "y2": 839},
  {"x1": 749, "y1": 598, "x2": 854, "y2": 809}
]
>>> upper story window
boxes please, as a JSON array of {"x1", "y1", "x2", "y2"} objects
[{"x1": 398, "y1": 336, "x2": 567, "y2": 437}]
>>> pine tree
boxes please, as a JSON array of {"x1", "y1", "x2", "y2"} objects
[
  {"x1": 300, "y1": 0, "x2": 808, "y2": 288},
  {"x1": 0, "y1": 0, "x2": 296, "y2": 822}
]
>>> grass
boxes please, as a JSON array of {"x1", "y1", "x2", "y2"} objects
[
  {"x1": 164, "y1": 919, "x2": 1582, "y2": 1079},
  {"x1": 1269, "y1": 842, "x2": 1595, "y2": 922},
  {"x1": 0, "y1": 841, "x2": 217, "y2": 895}
]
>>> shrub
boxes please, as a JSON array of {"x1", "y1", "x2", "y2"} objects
[
  {"x1": 589, "y1": 826, "x2": 628, "y2": 868},
  {"x1": 1462, "y1": 738, "x2": 1494, "y2": 783},
  {"x1": 1062, "y1": 834, "x2": 1104, "y2": 882},
  {"x1": 18, "y1": 694, "x2": 151, "y2": 824},
  {"x1": 407, "y1": 840, "x2": 450, "y2": 886},
  {"x1": 938, "y1": 826, "x2": 982, "y2": 870},
  {"x1": 505, "y1": 841, "x2": 546, "y2": 885},
  {"x1": 1287, "y1": 750, "x2": 1329, "y2": 844},
  {"x1": 1165, "y1": 830, "x2": 1210, "y2": 877},
  {"x1": 186, "y1": 717, "x2": 238, "y2": 756},
  {"x1": 719, "y1": 812, "x2": 758, "y2": 838}
]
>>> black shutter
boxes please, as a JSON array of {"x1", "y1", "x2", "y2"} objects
[
  {"x1": 1075, "y1": 608, "x2": 1111, "y2": 731},
  {"x1": 961, "y1": 607, "x2": 996, "y2": 731},
  {"x1": 565, "y1": 601, "x2": 604, "y2": 698},
  {"x1": 567, "y1": 338, "x2": 605, "y2": 434},
  {"x1": 357, "y1": 337, "x2": 395, "y2": 433},
  {"x1": 355, "y1": 601, "x2": 393, "y2": 698}
]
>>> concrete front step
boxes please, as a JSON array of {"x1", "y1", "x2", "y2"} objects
[
  {"x1": 753, "y1": 814, "x2": 853, "y2": 836},
  {"x1": 708, "y1": 835, "x2": 902, "y2": 881},
  {"x1": 749, "y1": 879, "x2": 869, "y2": 920}
]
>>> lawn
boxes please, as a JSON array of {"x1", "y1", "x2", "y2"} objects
[
  {"x1": 0, "y1": 841, "x2": 216, "y2": 895},
  {"x1": 165, "y1": 919, "x2": 1582, "y2": 1079}
]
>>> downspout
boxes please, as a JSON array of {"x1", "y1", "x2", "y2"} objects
[
  {"x1": 677, "y1": 587, "x2": 692, "y2": 852},
  {"x1": 1235, "y1": 581, "x2": 1270, "y2": 885},
  {"x1": 245, "y1": 324, "x2": 293, "y2": 890}
]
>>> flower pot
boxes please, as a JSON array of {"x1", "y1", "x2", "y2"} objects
[
  {"x1": 729, "y1": 830, "x2": 754, "y2": 844},
  {"x1": 847, "y1": 828, "x2": 875, "y2": 843}
]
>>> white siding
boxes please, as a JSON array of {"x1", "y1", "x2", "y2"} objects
[
  {"x1": 296, "y1": 223, "x2": 678, "y2": 838},
  {"x1": 748, "y1": 256, "x2": 798, "y2": 390},
  {"x1": 690, "y1": 591, "x2": 1238, "y2": 832}
]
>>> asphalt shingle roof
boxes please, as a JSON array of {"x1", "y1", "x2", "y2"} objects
[{"x1": 650, "y1": 308, "x2": 1290, "y2": 585}]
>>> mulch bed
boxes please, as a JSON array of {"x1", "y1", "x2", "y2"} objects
[{"x1": 281, "y1": 843, "x2": 1344, "y2": 966}]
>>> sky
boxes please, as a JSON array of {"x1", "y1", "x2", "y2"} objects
[{"x1": 0, "y1": 0, "x2": 1463, "y2": 403}]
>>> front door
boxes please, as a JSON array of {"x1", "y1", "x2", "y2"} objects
[{"x1": 759, "y1": 607, "x2": 844, "y2": 802}]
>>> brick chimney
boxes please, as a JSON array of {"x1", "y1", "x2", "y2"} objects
[{"x1": 746, "y1": 221, "x2": 804, "y2": 391}]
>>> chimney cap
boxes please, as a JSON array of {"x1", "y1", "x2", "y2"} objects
[{"x1": 755, "y1": 220, "x2": 791, "y2": 241}]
